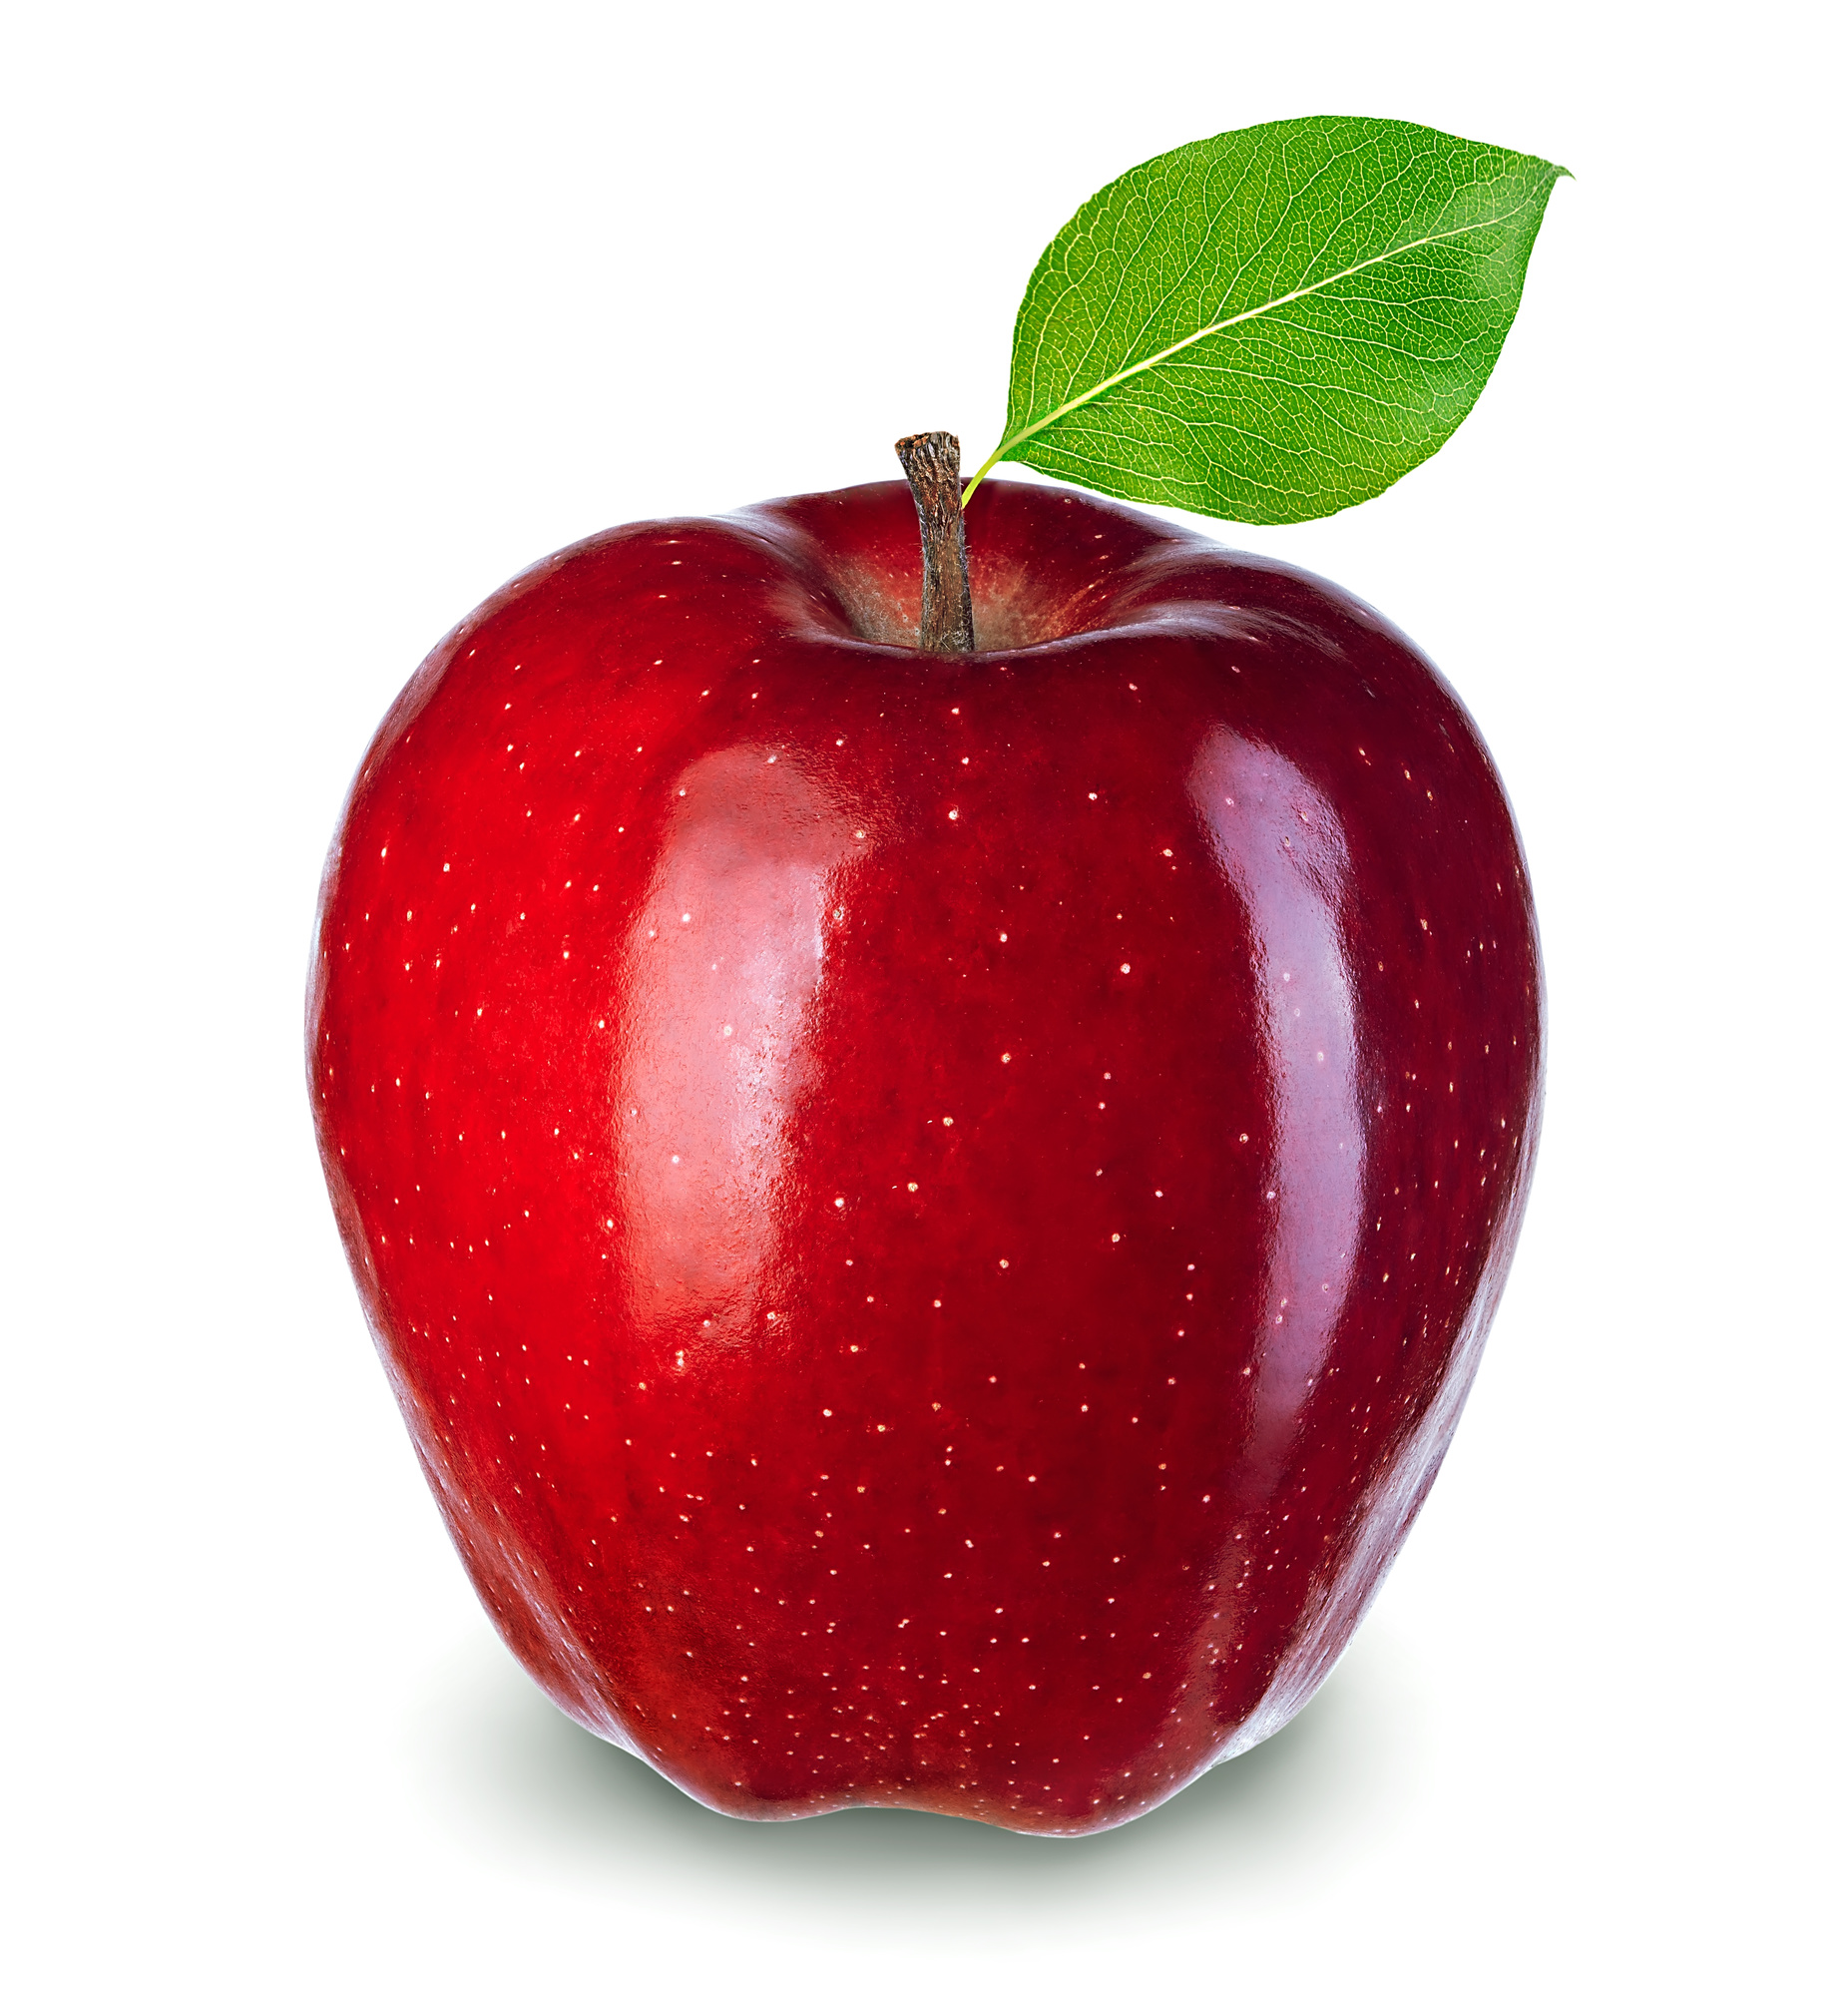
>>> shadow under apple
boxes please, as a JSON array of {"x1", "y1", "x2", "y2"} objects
[{"x1": 407, "y1": 1622, "x2": 1420, "y2": 1930}]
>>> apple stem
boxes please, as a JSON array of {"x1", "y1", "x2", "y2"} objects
[{"x1": 894, "y1": 431, "x2": 975, "y2": 654}]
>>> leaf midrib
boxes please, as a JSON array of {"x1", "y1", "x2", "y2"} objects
[{"x1": 966, "y1": 199, "x2": 1540, "y2": 506}]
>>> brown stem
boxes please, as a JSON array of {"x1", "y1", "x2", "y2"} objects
[{"x1": 894, "y1": 431, "x2": 975, "y2": 654}]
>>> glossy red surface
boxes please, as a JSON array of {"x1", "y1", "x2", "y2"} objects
[{"x1": 309, "y1": 478, "x2": 1542, "y2": 1834}]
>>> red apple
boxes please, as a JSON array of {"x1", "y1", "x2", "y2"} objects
[{"x1": 309, "y1": 476, "x2": 1541, "y2": 1834}]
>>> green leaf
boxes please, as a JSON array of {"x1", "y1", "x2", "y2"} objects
[{"x1": 971, "y1": 117, "x2": 1567, "y2": 526}]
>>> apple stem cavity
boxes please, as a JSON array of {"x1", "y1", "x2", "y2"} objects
[{"x1": 894, "y1": 430, "x2": 975, "y2": 654}]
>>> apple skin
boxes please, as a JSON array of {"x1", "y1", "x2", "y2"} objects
[{"x1": 309, "y1": 476, "x2": 1541, "y2": 1835}]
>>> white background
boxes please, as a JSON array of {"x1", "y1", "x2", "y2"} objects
[{"x1": 5, "y1": 2, "x2": 1841, "y2": 1985}]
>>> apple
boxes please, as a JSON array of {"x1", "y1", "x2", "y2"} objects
[{"x1": 309, "y1": 473, "x2": 1541, "y2": 1834}]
